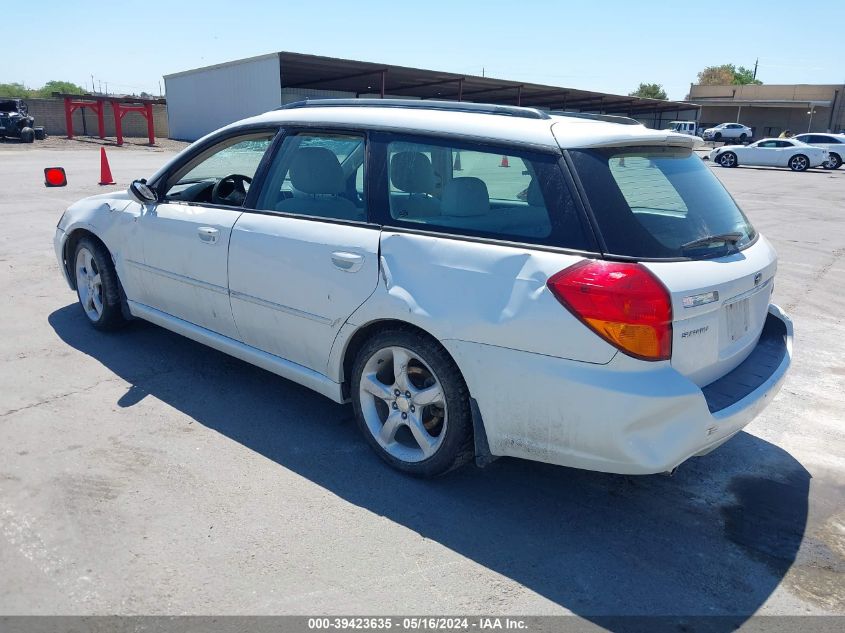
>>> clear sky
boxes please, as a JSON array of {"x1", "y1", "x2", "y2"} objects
[{"x1": 7, "y1": 0, "x2": 845, "y2": 101}]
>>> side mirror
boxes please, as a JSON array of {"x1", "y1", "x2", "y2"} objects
[{"x1": 128, "y1": 179, "x2": 157, "y2": 204}]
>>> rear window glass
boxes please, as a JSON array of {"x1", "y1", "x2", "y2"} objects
[{"x1": 570, "y1": 147, "x2": 756, "y2": 259}]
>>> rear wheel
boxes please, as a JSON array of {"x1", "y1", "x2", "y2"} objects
[
  {"x1": 34, "y1": 127, "x2": 46, "y2": 140},
  {"x1": 739, "y1": 133, "x2": 747, "y2": 143},
  {"x1": 718, "y1": 151, "x2": 737, "y2": 168},
  {"x1": 789, "y1": 154, "x2": 809, "y2": 172},
  {"x1": 351, "y1": 329, "x2": 474, "y2": 477},
  {"x1": 823, "y1": 153, "x2": 841, "y2": 170},
  {"x1": 73, "y1": 237, "x2": 126, "y2": 330}
]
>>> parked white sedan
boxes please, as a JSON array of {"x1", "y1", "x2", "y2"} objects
[
  {"x1": 792, "y1": 133, "x2": 845, "y2": 169},
  {"x1": 702, "y1": 123, "x2": 753, "y2": 142},
  {"x1": 709, "y1": 138, "x2": 829, "y2": 171}
]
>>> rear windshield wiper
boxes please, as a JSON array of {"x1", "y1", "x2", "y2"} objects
[{"x1": 681, "y1": 232, "x2": 743, "y2": 252}]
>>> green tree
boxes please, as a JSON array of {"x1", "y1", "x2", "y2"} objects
[
  {"x1": 732, "y1": 65, "x2": 761, "y2": 85},
  {"x1": 697, "y1": 64, "x2": 762, "y2": 86},
  {"x1": 34, "y1": 80, "x2": 86, "y2": 98},
  {"x1": 0, "y1": 82, "x2": 32, "y2": 98},
  {"x1": 629, "y1": 82, "x2": 668, "y2": 100}
]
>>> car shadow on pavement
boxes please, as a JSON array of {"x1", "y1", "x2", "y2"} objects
[{"x1": 50, "y1": 304, "x2": 810, "y2": 628}]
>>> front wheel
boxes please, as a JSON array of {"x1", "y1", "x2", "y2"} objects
[
  {"x1": 73, "y1": 237, "x2": 126, "y2": 330},
  {"x1": 20, "y1": 127, "x2": 34, "y2": 143},
  {"x1": 351, "y1": 329, "x2": 474, "y2": 477},
  {"x1": 789, "y1": 154, "x2": 809, "y2": 172},
  {"x1": 823, "y1": 153, "x2": 842, "y2": 170},
  {"x1": 718, "y1": 151, "x2": 738, "y2": 168}
]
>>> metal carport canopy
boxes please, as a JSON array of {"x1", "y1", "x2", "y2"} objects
[{"x1": 277, "y1": 51, "x2": 695, "y2": 116}]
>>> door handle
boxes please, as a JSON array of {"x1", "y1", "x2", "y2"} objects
[
  {"x1": 331, "y1": 251, "x2": 365, "y2": 272},
  {"x1": 197, "y1": 226, "x2": 219, "y2": 244}
]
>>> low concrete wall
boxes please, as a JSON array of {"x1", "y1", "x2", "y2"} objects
[{"x1": 24, "y1": 98, "x2": 169, "y2": 139}]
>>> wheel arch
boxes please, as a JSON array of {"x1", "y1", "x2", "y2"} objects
[
  {"x1": 338, "y1": 319, "x2": 452, "y2": 398},
  {"x1": 63, "y1": 228, "x2": 103, "y2": 289},
  {"x1": 62, "y1": 227, "x2": 120, "y2": 294}
]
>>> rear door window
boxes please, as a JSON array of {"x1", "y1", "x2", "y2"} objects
[
  {"x1": 569, "y1": 146, "x2": 756, "y2": 259},
  {"x1": 378, "y1": 136, "x2": 594, "y2": 250}
]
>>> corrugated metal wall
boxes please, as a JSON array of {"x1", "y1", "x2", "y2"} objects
[{"x1": 164, "y1": 54, "x2": 282, "y2": 141}]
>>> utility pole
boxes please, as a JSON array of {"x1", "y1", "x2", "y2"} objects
[
  {"x1": 91, "y1": 75, "x2": 94, "y2": 93},
  {"x1": 98, "y1": 80, "x2": 102, "y2": 94},
  {"x1": 753, "y1": 58, "x2": 758, "y2": 80}
]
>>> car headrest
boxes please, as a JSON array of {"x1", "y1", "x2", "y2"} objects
[
  {"x1": 289, "y1": 146, "x2": 344, "y2": 194},
  {"x1": 526, "y1": 178, "x2": 545, "y2": 207},
  {"x1": 390, "y1": 151, "x2": 435, "y2": 193},
  {"x1": 441, "y1": 177, "x2": 490, "y2": 217}
]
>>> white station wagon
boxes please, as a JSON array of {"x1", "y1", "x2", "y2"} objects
[{"x1": 54, "y1": 100, "x2": 793, "y2": 477}]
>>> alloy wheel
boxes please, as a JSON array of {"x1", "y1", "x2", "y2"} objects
[
  {"x1": 358, "y1": 345, "x2": 447, "y2": 463},
  {"x1": 75, "y1": 247, "x2": 104, "y2": 321},
  {"x1": 790, "y1": 155, "x2": 808, "y2": 171}
]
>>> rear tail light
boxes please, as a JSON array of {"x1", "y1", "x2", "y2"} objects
[{"x1": 547, "y1": 260, "x2": 672, "y2": 361}]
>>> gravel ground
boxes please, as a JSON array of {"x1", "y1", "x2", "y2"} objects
[{"x1": 1, "y1": 135, "x2": 189, "y2": 153}]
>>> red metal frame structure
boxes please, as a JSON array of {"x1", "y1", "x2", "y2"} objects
[
  {"x1": 62, "y1": 96, "x2": 106, "y2": 139},
  {"x1": 56, "y1": 93, "x2": 166, "y2": 146}
]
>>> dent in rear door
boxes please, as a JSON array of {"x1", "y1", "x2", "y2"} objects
[
  {"x1": 227, "y1": 214, "x2": 381, "y2": 373},
  {"x1": 355, "y1": 232, "x2": 617, "y2": 364}
]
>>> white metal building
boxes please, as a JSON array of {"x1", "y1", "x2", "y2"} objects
[{"x1": 164, "y1": 51, "x2": 700, "y2": 141}]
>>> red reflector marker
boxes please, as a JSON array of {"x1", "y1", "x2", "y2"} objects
[
  {"x1": 547, "y1": 260, "x2": 673, "y2": 361},
  {"x1": 44, "y1": 167, "x2": 67, "y2": 187}
]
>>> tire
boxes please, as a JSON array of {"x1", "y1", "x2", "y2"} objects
[
  {"x1": 714, "y1": 132, "x2": 722, "y2": 141},
  {"x1": 351, "y1": 328, "x2": 474, "y2": 477},
  {"x1": 823, "y1": 153, "x2": 841, "y2": 170},
  {"x1": 20, "y1": 127, "x2": 34, "y2": 143},
  {"x1": 718, "y1": 151, "x2": 738, "y2": 168},
  {"x1": 739, "y1": 133, "x2": 747, "y2": 143},
  {"x1": 789, "y1": 154, "x2": 809, "y2": 172},
  {"x1": 73, "y1": 237, "x2": 126, "y2": 330},
  {"x1": 34, "y1": 127, "x2": 46, "y2": 140}
]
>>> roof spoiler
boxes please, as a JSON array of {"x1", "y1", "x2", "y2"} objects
[{"x1": 549, "y1": 111, "x2": 642, "y2": 126}]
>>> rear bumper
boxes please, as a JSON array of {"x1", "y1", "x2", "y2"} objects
[{"x1": 444, "y1": 303, "x2": 792, "y2": 475}]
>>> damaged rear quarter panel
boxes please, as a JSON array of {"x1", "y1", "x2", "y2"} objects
[{"x1": 347, "y1": 231, "x2": 617, "y2": 364}]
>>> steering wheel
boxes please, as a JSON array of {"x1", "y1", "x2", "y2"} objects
[{"x1": 211, "y1": 174, "x2": 252, "y2": 206}]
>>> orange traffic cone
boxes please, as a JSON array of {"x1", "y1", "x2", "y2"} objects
[
  {"x1": 500, "y1": 155, "x2": 509, "y2": 168},
  {"x1": 99, "y1": 147, "x2": 115, "y2": 185}
]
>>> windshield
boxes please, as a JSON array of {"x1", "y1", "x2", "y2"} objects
[{"x1": 569, "y1": 146, "x2": 756, "y2": 259}]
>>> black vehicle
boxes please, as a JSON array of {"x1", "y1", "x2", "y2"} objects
[{"x1": 0, "y1": 99, "x2": 45, "y2": 142}]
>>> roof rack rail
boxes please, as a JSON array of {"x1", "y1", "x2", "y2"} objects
[
  {"x1": 549, "y1": 111, "x2": 641, "y2": 126},
  {"x1": 277, "y1": 98, "x2": 551, "y2": 120}
]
